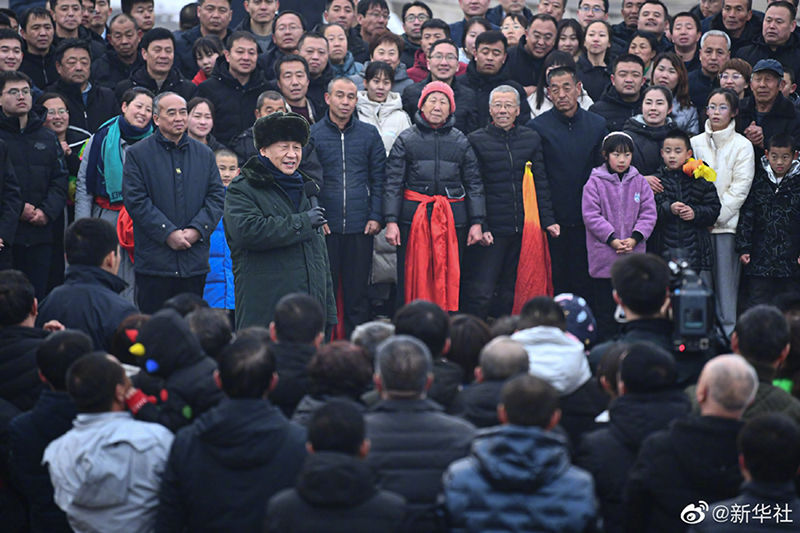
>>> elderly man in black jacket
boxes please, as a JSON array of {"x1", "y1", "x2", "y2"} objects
[
  {"x1": 462, "y1": 84, "x2": 557, "y2": 320},
  {"x1": 365, "y1": 335, "x2": 476, "y2": 533},
  {"x1": 122, "y1": 92, "x2": 225, "y2": 313}
]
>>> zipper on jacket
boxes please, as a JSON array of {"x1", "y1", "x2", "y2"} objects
[
  {"x1": 434, "y1": 131, "x2": 440, "y2": 194},
  {"x1": 341, "y1": 130, "x2": 347, "y2": 233},
  {"x1": 505, "y1": 136, "x2": 519, "y2": 233},
  {"x1": 677, "y1": 178, "x2": 684, "y2": 246}
]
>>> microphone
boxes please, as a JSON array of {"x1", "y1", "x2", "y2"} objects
[{"x1": 304, "y1": 181, "x2": 320, "y2": 208}]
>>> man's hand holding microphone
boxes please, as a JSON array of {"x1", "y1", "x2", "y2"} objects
[{"x1": 304, "y1": 181, "x2": 328, "y2": 231}]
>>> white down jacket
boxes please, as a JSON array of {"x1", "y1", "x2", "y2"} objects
[{"x1": 356, "y1": 91, "x2": 412, "y2": 156}]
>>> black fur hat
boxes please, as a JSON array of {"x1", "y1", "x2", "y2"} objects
[{"x1": 253, "y1": 111, "x2": 310, "y2": 151}]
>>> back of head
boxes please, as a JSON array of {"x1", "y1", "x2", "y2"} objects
[
  {"x1": 186, "y1": 308, "x2": 233, "y2": 361},
  {"x1": 738, "y1": 414, "x2": 800, "y2": 483},
  {"x1": 479, "y1": 336, "x2": 529, "y2": 381},
  {"x1": 37, "y1": 330, "x2": 93, "y2": 391},
  {"x1": 734, "y1": 305, "x2": 790, "y2": 365},
  {"x1": 0, "y1": 270, "x2": 35, "y2": 327},
  {"x1": 610, "y1": 253, "x2": 670, "y2": 317},
  {"x1": 350, "y1": 321, "x2": 394, "y2": 361},
  {"x1": 308, "y1": 400, "x2": 365, "y2": 455},
  {"x1": 65, "y1": 218, "x2": 118, "y2": 267},
  {"x1": 501, "y1": 374, "x2": 559, "y2": 428},
  {"x1": 273, "y1": 293, "x2": 324, "y2": 344},
  {"x1": 162, "y1": 293, "x2": 209, "y2": 317},
  {"x1": 449, "y1": 314, "x2": 492, "y2": 381},
  {"x1": 393, "y1": 300, "x2": 450, "y2": 357},
  {"x1": 490, "y1": 315, "x2": 519, "y2": 337},
  {"x1": 375, "y1": 335, "x2": 433, "y2": 396},
  {"x1": 134, "y1": 309, "x2": 205, "y2": 377},
  {"x1": 110, "y1": 314, "x2": 150, "y2": 365},
  {"x1": 619, "y1": 342, "x2": 677, "y2": 394},
  {"x1": 217, "y1": 336, "x2": 275, "y2": 399},
  {"x1": 308, "y1": 341, "x2": 372, "y2": 399},
  {"x1": 699, "y1": 355, "x2": 759, "y2": 415},
  {"x1": 518, "y1": 296, "x2": 566, "y2": 331},
  {"x1": 597, "y1": 342, "x2": 631, "y2": 396},
  {"x1": 67, "y1": 353, "x2": 125, "y2": 413}
]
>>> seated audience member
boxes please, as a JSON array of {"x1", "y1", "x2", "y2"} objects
[
  {"x1": 624, "y1": 354, "x2": 758, "y2": 532},
  {"x1": 350, "y1": 320, "x2": 394, "y2": 361},
  {"x1": 161, "y1": 292, "x2": 209, "y2": 317},
  {"x1": 43, "y1": 353, "x2": 174, "y2": 533},
  {"x1": 576, "y1": 342, "x2": 691, "y2": 533},
  {"x1": 291, "y1": 341, "x2": 372, "y2": 427},
  {"x1": 124, "y1": 309, "x2": 224, "y2": 432},
  {"x1": 0, "y1": 270, "x2": 51, "y2": 411},
  {"x1": 511, "y1": 296, "x2": 607, "y2": 445},
  {"x1": 594, "y1": 342, "x2": 629, "y2": 409},
  {"x1": 156, "y1": 336, "x2": 307, "y2": 532},
  {"x1": 443, "y1": 374, "x2": 596, "y2": 533},
  {"x1": 8, "y1": 330, "x2": 91, "y2": 532},
  {"x1": 267, "y1": 293, "x2": 326, "y2": 417},
  {"x1": 110, "y1": 313, "x2": 150, "y2": 365},
  {"x1": 688, "y1": 413, "x2": 800, "y2": 532},
  {"x1": 687, "y1": 305, "x2": 800, "y2": 425},
  {"x1": 461, "y1": 336, "x2": 530, "y2": 428},
  {"x1": 266, "y1": 401, "x2": 408, "y2": 532},
  {"x1": 447, "y1": 314, "x2": 492, "y2": 384},
  {"x1": 365, "y1": 335, "x2": 476, "y2": 532},
  {"x1": 186, "y1": 308, "x2": 233, "y2": 361},
  {"x1": 36, "y1": 218, "x2": 138, "y2": 352}
]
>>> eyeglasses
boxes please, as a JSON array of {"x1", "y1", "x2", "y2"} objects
[
  {"x1": 46, "y1": 108, "x2": 69, "y2": 116},
  {"x1": 430, "y1": 53, "x2": 458, "y2": 62},
  {"x1": 719, "y1": 72, "x2": 743, "y2": 81},
  {"x1": 404, "y1": 13, "x2": 429, "y2": 22},
  {"x1": 4, "y1": 88, "x2": 30, "y2": 97},
  {"x1": 579, "y1": 5, "x2": 606, "y2": 14},
  {"x1": 490, "y1": 103, "x2": 519, "y2": 110},
  {"x1": 366, "y1": 10, "x2": 389, "y2": 19},
  {"x1": 706, "y1": 104, "x2": 730, "y2": 113}
]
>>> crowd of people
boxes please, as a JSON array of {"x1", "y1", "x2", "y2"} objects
[{"x1": 0, "y1": 0, "x2": 800, "y2": 530}]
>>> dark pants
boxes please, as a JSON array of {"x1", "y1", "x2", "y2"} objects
[
  {"x1": 461, "y1": 234, "x2": 522, "y2": 320},
  {"x1": 746, "y1": 275, "x2": 800, "y2": 310},
  {"x1": 0, "y1": 246, "x2": 12, "y2": 270},
  {"x1": 12, "y1": 244, "x2": 51, "y2": 300},
  {"x1": 326, "y1": 232, "x2": 373, "y2": 336},
  {"x1": 593, "y1": 277, "x2": 619, "y2": 342},
  {"x1": 47, "y1": 212, "x2": 65, "y2": 294},
  {"x1": 135, "y1": 273, "x2": 206, "y2": 314},
  {"x1": 549, "y1": 225, "x2": 593, "y2": 310},
  {"x1": 395, "y1": 223, "x2": 467, "y2": 310}
]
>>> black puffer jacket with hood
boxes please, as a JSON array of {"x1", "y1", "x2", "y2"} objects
[
  {"x1": 624, "y1": 115, "x2": 675, "y2": 176},
  {"x1": 155, "y1": 398, "x2": 308, "y2": 532},
  {"x1": 457, "y1": 60, "x2": 531, "y2": 128}
]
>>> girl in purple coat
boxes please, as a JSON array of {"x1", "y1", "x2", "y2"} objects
[{"x1": 582, "y1": 132, "x2": 657, "y2": 340}]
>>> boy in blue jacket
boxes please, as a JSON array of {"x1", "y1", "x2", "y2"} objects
[{"x1": 204, "y1": 149, "x2": 238, "y2": 316}]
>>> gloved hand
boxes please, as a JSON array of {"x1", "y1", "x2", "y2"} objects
[{"x1": 306, "y1": 206, "x2": 327, "y2": 229}]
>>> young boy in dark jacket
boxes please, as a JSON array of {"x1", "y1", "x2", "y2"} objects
[
  {"x1": 654, "y1": 129, "x2": 721, "y2": 279},
  {"x1": 736, "y1": 133, "x2": 800, "y2": 308}
]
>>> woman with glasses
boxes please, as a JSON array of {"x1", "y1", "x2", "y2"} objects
[
  {"x1": 691, "y1": 87, "x2": 755, "y2": 335},
  {"x1": 651, "y1": 52, "x2": 699, "y2": 134},
  {"x1": 500, "y1": 13, "x2": 528, "y2": 48},
  {"x1": 718, "y1": 58, "x2": 752, "y2": 99}
]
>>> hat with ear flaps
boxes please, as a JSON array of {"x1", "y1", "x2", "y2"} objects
[
  {"x1": 128, "y1": 309, "x2": 206, "y2": 378},
  {"x1": 253, "y1": 111, "x2": 310, "y2": 151}
]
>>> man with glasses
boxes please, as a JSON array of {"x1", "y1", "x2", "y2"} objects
[
  {"x1": 49, "y1": 0, "x2": 105, "y2": 59},
  {"x1": 577, "y1": 0, "x2": 608, "y2": 28},
  {"x1": 0, "y1": 71, "x2": 68, "y2": 299},
  {"x1": 507, "y1": 13, "x2": 557, "y2": 94},
  {"x1": 357, "y1": 0, "x2": 390, "y2": 47},
  {"x1": 257, "y1": 10, "x2": 305, "y2": 80},
  {"x1": 449, "y1": 0, "x2": 499, "y2": 49},
  {"x1": 407, "y1": 18, "x2": 464, "y2": 83},
  {"x1": 174, "y1": 0, "x2": 234, "y2": 78},
  {"x1": 400, "y1": 1, "x2": 431, "y2": 69}
]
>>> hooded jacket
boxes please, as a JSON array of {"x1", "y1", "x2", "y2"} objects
[
  {"x1": 265, "y1": 452, "x2": 407, "y2": 533},
  {"x1": 114, "y1": 64, "x2": 198, "y2": 103},
  {"x1": 691, "y1": 119, "x2": 755, "y2": 234},
  {"x1": 582, "y1": 163, "x2": 657, "y2": 278},
  {"x1": 155, "y1": 398, "x2": 308, "y2": 532},
  {"x1": 736, "y1": 157, "x2": 800, "y2": 277},
  {"x1": 35, "y1": 265, "x2": 138, "y2": 351},
  {"x1": 688, "y1": 480, "x2": 800, "y2": 532},
  {"x1": 511, "y1": 326, "x2": 592, "y2": 396},
  {"x1": 443, "y1": 425, "x2": 596, "y2": 533},
  {"x1": 356, "y1": 90, "x2": 412, "y2": 155},
  {"x1": 197, "y1": 58, "x2": 271, "y2": 147},
  {"x1": 8, "y1": 390, "x2": 77, "y2": 533},
  {"x1": 589, "y1": 83, "x2": 644, "y2": 133},
  {"x1": 575, "y1": 390, "x2": 692, "y2": 533},
  {"x1": 43, "y1": 412, "x2": 174, "y2": 533},
  {"x1": 266, "y1": 342, "x2": 317, "y2": 418},
  {"x1": 0, "y1": 108, "x2": 68, "y2": 247},
  {"x1": 92, "y1": 49, "x2": 145, "y2": 90},
  {"x1": 383, "y1": 112, "x2": 486, "y2": 227},
  {"x1": 0, "y1": 326, "x2": 47, "y2": 411},
  {"x1": 203, "y1": 200, "x2": 235, "y2": 310},
  {"x1": 624, "y1": 115, "x2": 675, "y2": 175},
  {"x1": 625, "y1": 415, "x2": 745, "y2": 532},
  {"x1": 46, "y1": 78, "x2": 118, "y2": 134},
  {"x1": 20, "y1": 46, "x2": 59, "y2": 91},
  {"x1": 402, "y1": 74, "x2": 478, "y2": 134},
  {"x1": 458, "y1": 60, "x2": 532, "y2": 128},
  {"x1": 223, "y1": 156, "x2": 337, "y2": 329},
  {"x1": 736, "y1": 93, "x2": 800, "y2": 166},
  {"x1": 460, "y1": 380, "x2": 505, "y2": 428}
]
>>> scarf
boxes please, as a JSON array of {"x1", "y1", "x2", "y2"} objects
[
  {"x1": 85, "y1": 116, "x2": 152, "y2": 203},
  {"x1": 258, "y1": 155, "x2": 304, "y2": 211}
]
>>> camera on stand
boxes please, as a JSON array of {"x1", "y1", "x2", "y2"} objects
[{"x1": 667, "y1": 254, "x2": 720, "y2": 353}]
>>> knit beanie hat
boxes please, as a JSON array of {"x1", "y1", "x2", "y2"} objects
[
  {"x1": 418, "y1": 81, "x2": 456, "y2": 113},
  {"x1": 619, "y1": 342, "x2": 677, "y2": 393},
  {"x1": 129, "y1": 309, "x2": 205, "y2": 377},
  {"x1": 555, "y1": 293, "x2": 598, "y2": 350}
]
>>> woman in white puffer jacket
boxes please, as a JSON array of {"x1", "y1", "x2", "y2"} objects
[
  {"x1": 356, "y1": 62, "x2": 412, "y2": 156},
  {"x1": 690, "y1": 88, "x2": 755, "y2": 334}
]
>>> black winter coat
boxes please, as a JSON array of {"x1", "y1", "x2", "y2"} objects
[
  {"x1": 114, "y1": 65, "x2": 198, "y2": 103},
  {"x1": 173, "y1": 25, "x2": 233, "y2": 80},
  {"x1": 738, "y1": 33, "x2": 800, "y2": 79},
  {"x1": 577, "y1": 54, "x2": 612, "y2": 103},
  {"x1": 257, "y1": 41, "x2": 288, "y2": 80},
  {"x1": 310, "y1": 114, "x2": 386, "y2": 233},
  {"x1": 624, "y1": 415, "x2": 744, "y2": 533},
  {"x1": 505, "y1": 36, "x2": 546, "y2": 88},
  {"x1": 558, "y1": 378, "x2": 610, "y2": 447},
  {"x1": 0, "y1": 139, "x2": 21, "y2": 245},
  {"x1": 687, "y1": 481, "x2": 800, "y2": 532},
  {"x1": 688, "y1": 68, "x2": 719, "y2": 110},
  {"x1": 198, "y1": 58, "x2": 271, "y2": 147},
  {"x1": 736, "y1": 93, "x2": 800, "y2": 160},
  {"x1": 267, "y1": 342, "x2": 317, "y2": 419},
  {"x1": 401, "y1": 74, "x2": 479, "y2": 135},
  {"x1": 265, "y1": 452, "x2": 407, "y2": 533},
  {"x1": 655, "y1": 165, "x2": 721, "y2": 271},
  {"x1": 467, "y1": 123, "x2": 556, "y2": 235},
  {"x1": 384, "y1": 112, "x2": 485, "y2": 227},
  {"x1": 155, "y1": 398, "x2": 308, "y2": 533},
  {"x1": 707, "y1": 12, "x2": 762, "y2": 56},
  {"x1": 52, "y1": 26, "x2": 105, "y2": 61},
  {"x1": 575, "y1": 390, "x2": 691, "y2": 533},
  {"x1": 35, "y1": 265, "x2": 138, "y2": 351},
  {"x1": 229, "y1": 126, "x2": 324, "y2": 183},
  {"x1": 0, "y1": 326, "x2": 47, "y2": 411},
  {"x1": 624, "y1": 115, "x2": 675, "y2": 176},
  {"x1": 736, "y1": 159, "x2": 800, "y2": 277},
  {"x1": 460, "y1": 380, "x2": 504, "y2": 428},
  {"x1": 365, "y1": 399, "x2": 476, "y2": 533},
  {"x1": 46, "y1": 78, "x2": 118, "y2": 134},
  {"x1": 457, "y1": 60, "x2": 532, "y2": 128},
  {"x1": 122, "y1": 130, "x2": 225, "y2": 278},
  {"x1": 307, "y1": 63, "x2": 334, "y2": 116},
  {"x1": 589, "y1": 84, "x2": 644, "y2": 133},
  {"x1": 19, "y1": 47, "x2": 58, "y2": 90},
  {"x1": 8, "y1": 390, "x2": 76, "y2": 533},
  {"x1": 92, "y1": 50, "x2": 144, "y2": 90},
  {"x1": 0, "y1": 109, "x2": 68, "y2": 247}
]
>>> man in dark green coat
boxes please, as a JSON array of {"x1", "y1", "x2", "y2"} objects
[{"x1": 224, "y1": 111, "x2": 337, "y2": 330}]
